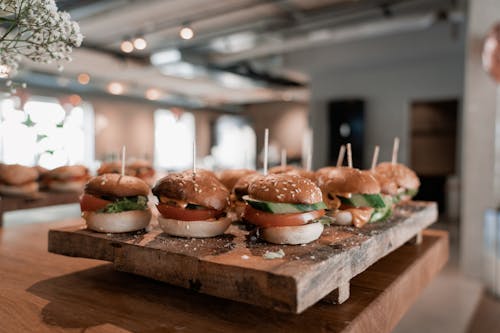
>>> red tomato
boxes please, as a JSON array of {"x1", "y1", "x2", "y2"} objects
[
  {"x1": 243, "y1": 205, "x2": 325, "y2": 228},
  {"x1": 157, "y1": 204, "x2": 221, "y2": 221},
  {"x1": 80, "y1": 193, "x2": 112, "y2": 212}
]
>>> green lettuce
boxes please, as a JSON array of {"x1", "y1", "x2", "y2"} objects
[{"x1": 98, "y1": 196, "x2": 148, "y2": 214}]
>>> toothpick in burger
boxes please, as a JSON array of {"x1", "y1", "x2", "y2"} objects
[
  {"x1": 152, "y1": 170, "x2": 232, "y2": 238},
  {"x1": 80, "y1": 173, "x2": 152, "y2": 233},
  {"x1": 243, "y1": 174, "x2": 326, "y2": 244}
]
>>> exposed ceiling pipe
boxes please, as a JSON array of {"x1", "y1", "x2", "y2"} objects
[{"x1": 211, "y1": 11, "x2": 463, "y2": 66}]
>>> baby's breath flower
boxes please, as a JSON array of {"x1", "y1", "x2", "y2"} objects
[{"x1": 0, "y1": 0, "x2": 83, "y2": 87}]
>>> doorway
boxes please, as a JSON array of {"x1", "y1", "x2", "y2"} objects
[{"x1": 409, "y1": 99, "x2": 459, "y2": 219}]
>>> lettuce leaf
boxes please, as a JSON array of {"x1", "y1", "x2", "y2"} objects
[{"x1": 98, "y1": 196, "x2": 148, "y2": 214}]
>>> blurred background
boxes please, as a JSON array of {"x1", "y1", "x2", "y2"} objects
[{"x1": 1, "y1": 0, "x2": 500, "y2": 331}]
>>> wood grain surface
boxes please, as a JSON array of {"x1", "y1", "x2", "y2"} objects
[
  {"x1": 0, "y1": 219, "x2": 448, "y2": 333},
  {"x1": 49, "y1": 201, "x2": 438, "y2": 313}
]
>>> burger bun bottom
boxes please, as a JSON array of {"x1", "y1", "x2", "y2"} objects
[
  {"x1": 261, "y1": 222, "x2": 324, "y2": 245},
  {"x1": 0, "y1": 182, "x2": 38, "y2": 196},
  {"x1": 49, "y1": 180, "x2": 86, "y2": 192},
  {"x1": 158, "y1": 216, "x2": 231, "y2": 238},
  {"x1": 85, "y1": 209, "x2": 151, "y2": 233}
]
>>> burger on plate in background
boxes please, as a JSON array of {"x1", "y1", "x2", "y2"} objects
[
  {"x1": 44, "y1": 165, "x2": 90, "y2": 192},
  {"x1": 217, "y1": 169, "x2": 256, "y2": 190},
  {"x1": 243, "y1": 174, "x2": 326, "y2": 244},
  {"x1": 153, "y1": 170, "x2": 232, "y2": 238},
  {"x1": 0, "y1": 164, "x2": 39, "y2": 196},
  {"x1": 80, "y1": 173, "x2": 152, "y2": 233}
]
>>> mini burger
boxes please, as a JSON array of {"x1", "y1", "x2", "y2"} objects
[
  {"x1": 217, "y1": 169, "x2": 256, "y2": 190},
  {"x1": 373, "y1": 162, "x2": 420, "y2": 203},
  {"x1": 152, "y1": 170, "x2": 232, "y2": 238},
  {"x1": 0, "y1": 164, "x2": 39, "y2": 196},
  {"x1": 44, "y1": 165, "x2": 90, "y2": 192},
  {"x1": 315, "y1": 167, "x2": 392, "y2": 228},
  {"x1": 230, "y1": 173, "x2": 262, "y2": 219},
  {"x1": 243, "y1": 174, "x2": 326, "y2": 245},
  {"x1": 268, "y1": 165, "x2": 315, "y2": 180},
  {"x1": 127, "y1": 159, "x2": 156, "y2": 185},
  {"x1": 80, "y1": 174, "x2": 151, "y2": 233}
]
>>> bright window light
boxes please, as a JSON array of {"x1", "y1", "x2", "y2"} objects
[
  {"x1": 212, "y1": 115, "x2": 256, "y2": 169},
  {"x1": 154, "y1": 109, "x2": 195, "y2": 171},
  {"x1": 150, "y1": 48, "x2": 181, "y2": 66},
  {"x1": 0, "y1": 96, "x2": 95, "y2": 168}
]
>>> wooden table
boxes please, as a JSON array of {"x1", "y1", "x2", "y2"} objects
[
  {"x1": 0, "y1": 191, "x2": 80, "y2": 226},
  {"x1": 0, "y1": 219, "x2": 448, "y2": 333}
]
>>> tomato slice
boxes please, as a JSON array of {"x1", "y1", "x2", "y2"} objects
[
  {"x1": 243, "y1": 205, "x2": 325, "y2": 228},
  {"x1": 157, "y1": 204, "x2": 221, "y2": 221},
  {"x1": 80, "y1": 193, "x2": 112, "y2": 212}
]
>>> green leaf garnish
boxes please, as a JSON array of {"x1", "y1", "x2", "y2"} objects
[{"x1": 98, "y1": 196, "x2": 148, "y2": 214}]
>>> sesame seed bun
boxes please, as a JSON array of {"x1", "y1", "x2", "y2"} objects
[
  {"x1": 85, "y1": 174, "x2": 150, "y2": 198},
  {"x1": 269, "y1": 165, "x2": 315, "y2": 180},
  {"x1": 158, "y1": 216, "x2": 231, "y2": 238},
  {"x1": 152, "y1": 170, "x2": 229, "y2": 211},
  {"x1": 47, "y1": 165, "x2": 89, "y2": 180},
  {"x1": 373, "y1": 162, "x2": 420, "y2": 194},
  {"x1": 0, "y1": 181, "x2": 39, "y2": 196},
  {"x1": 261, "y1": 222, "x2": 324, "y2": 245},
  {"x1": 0, "y1": 164, "x2": 39, "y2": 186},
  {"x1": 315, "y1": 167, "x2": 380, "y2": 194},
  {"x1": 97, "y1": 161, "x2": 122, "y2": 175},
  {"x1": 248, "y1": 174, "x2": 322, "y2": 204},
  {"x1": 232, "y1": 173, "x2": 263, "y2": 200},
  {"x1": 217, "y1": 169, "x2": 256, "y2": 190}
]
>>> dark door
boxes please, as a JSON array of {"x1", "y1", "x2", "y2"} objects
[{"x1": 328, "y1": 99, "x2": 365, "y2": 168}]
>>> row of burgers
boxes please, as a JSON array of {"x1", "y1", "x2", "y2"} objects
[{"x1": 78, "y1": 159, "x2": 419, "y2": 245}]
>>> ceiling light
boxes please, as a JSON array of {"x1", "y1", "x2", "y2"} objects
[
  {"x1": 120, "y1": 40, "x2": 134, "y2": 53},
  {"x1": 179, "y1": 25, "x2": 194, "y2": 40},
  {"x1": 145, "y1": 88, "x2": 161, "y2": 100},
  {"x1": 133, "y1": 37, "x2": 147, "y2": 50},
  {"x1": 77, "y1": 73, "x2": 90, "y2": 85},
  {"x1": 69, "y1": 94, "x2": 82, "y2": 106},
  {"x1": 150, "y1": 48, "x2": 182, "y2": 66},
  {"x1": 107, "y1": 82, "x2": 125, "y2": 95}
]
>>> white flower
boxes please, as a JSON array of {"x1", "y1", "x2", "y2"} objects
[{"x1": 0, "y1": 0, "x2": 84, "y2": 83}]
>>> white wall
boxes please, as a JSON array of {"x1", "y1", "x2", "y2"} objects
[{"x1": 286, "y1": 23, "x2": 464, "y2": 169}]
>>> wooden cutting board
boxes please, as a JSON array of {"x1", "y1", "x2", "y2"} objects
[{"x1": 48, "y1": 201, "x2": 437, "y2": 314}]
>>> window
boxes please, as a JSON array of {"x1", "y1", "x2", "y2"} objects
[
  {"x1": 212, "y1": 115, "x2": 256, "y2": 169},
  {"x1": 0, "y1": 95, "x2": 94, "y2": 168},
  {"x1": 154, "y1": 109, "x2": 195, "y2": 171}
]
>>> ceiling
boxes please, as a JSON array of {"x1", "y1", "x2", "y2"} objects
[{"x1": 18, "y1": 0, "x2": 463, "y2": 109}]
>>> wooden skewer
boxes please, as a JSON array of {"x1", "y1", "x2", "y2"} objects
[
  {"x1": 371, "y1": 145, "x2": 380, "y2": 171},
  {"x1": 120, "y1": 146, "x2": 126, "y2": 176},
  {"x1": 346, "y1": 143, "x2": 353, "y2": 168},
  {"x1": 336, "y1": 145, "x2": 345, "y2": 167},
  {"x1": 192, "y1": 133, "x2": 197, "y2": 177},
  {"x1": 392, "y1": 137, "x2": 399, "y2": 165},
  {"x1": 281, "y1": 149, "x2": 287, "y2": 169},
  {"x1": 263, "y1": 128, "x2": 269, "y2": 176},
  {"x1": 306, "y1": 129, "x2": 313, "y2": 171}
]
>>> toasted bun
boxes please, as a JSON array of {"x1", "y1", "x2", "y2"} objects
[
  {"x1": 0, "y1": 164, "x2": 38, "y2": 185},
  {"x1": 374, "y1": 162, "x2": 420, "y2": 192},
  {"x1": 248, "y1": 174, "x2": 322, "y2": 204},
  {"x1": 269, "y1": 165, "x2": 315, "y2": 180},
  {"x1": 0, "y1": 182, "x2": 38, "y2": 196},
  {"x1": 217, "y1": 169, "x2": 256, "y2": 190},
  {"x1": 49, "y1": 180, "x2": 86, "y2": 192},
  {"x1": 97, "y1": 161, "x2": 122, "y2": 175},
  {"x1": 158, "y1": 216, "x2": 231, "y2": 238},
  {"x1": 128, "y1": 159, "x2": 153, "y2": 169},
  {"x1": 85, "y1": 209, "x2": 151, "y2": 233},
  {"x1": 261, "y1": 223, "x2": 324, "y2": 245},
  {"x1": 47, "y1": 165, "x2": 88, "y2": 180},
  {"x1": 152, "y1": 170, "x2": 229, "y2": 211},
  {"x1": 85, "y1": 174, "x2": 150, "y2": 197},
  {"x1": 232, "y1": 173, "x2": 263, "y2": 200},
  {"x1": 315, "y1": 167, "x2": 380, "y2": 194}
]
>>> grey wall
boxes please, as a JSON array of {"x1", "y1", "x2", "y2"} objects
[{"x1": 285, "y1": 22, "x2": 465, "y2": 169}]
